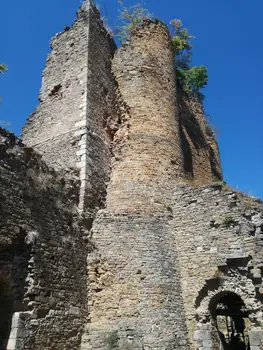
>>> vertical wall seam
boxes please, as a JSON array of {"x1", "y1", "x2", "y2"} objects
[{"x1": 75, "y1": 6, "x2": 91, "y2": 212}]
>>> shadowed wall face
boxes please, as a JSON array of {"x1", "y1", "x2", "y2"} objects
[
  {"x1": 0, "y1": 129, "x2": 87, "y2": 349},
  {"x1": 178, "y1": 91, "x2": 223, "y2": 184},
  {"x1": 0, "y1": 278, "x2": 13, "y2": 348}
]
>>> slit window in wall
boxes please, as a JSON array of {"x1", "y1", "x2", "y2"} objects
[{"x1": 209, "y1": 291, "x2": 251, "y2": 350}]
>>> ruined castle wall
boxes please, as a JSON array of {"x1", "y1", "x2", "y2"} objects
[
  {"x1": 108, "y1": 22, "x2": 185, "y2": 214},
  {"x1": 22, "y1": 7, "x2": 90, "y2": 171},
  {"x1": 22, "y1": 2, "x2": 116, "y2": 213},
  {"x1": 178, "y1": 92, "x2": 222, "y2": 184},
  {"x1": 83, "y1": 213, "x2": 189, "y2": 350},
  {"x1": 0, "y1": 129, "x2": 87, "y2": 350},
  {"x1": 170, "y1": 183, "x2": 263, "y2": 349}
]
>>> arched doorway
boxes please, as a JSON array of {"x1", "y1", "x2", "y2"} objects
[
  {"x1": 209, "y1": 291, "x2": 250, "y2": 350},
  {"x1": 0, "y1": 277, "x2": 13, "y2": 348}
]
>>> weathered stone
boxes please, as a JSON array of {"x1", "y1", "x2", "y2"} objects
[{"x1": 0, "y1": 1, "x2": 262, "y2": 350}]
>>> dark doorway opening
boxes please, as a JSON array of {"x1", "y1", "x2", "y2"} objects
[
  {"x1": 0, "y1": 277, "x2": 13, "y2": 349},
  {"x1": 210, "y1": 292, "x2": 250, "y2": 350}
]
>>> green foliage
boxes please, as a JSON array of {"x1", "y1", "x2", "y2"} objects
[
  {"x1": 107, "y1": 331, "x2": 119, "y2": 349},
  {"x1": 0, "y1": 63, "x2": 7, "y2": 103},
  {"x1": 170, "y1": 19, "x2": 208, "y2": 100},
  {"x1": 116, "y1": 0, "x2": 153, "y2": 43},
  {"x1": 216, "y1": 180, "x2": 229, "y2": 191},
  {"x1": 178, "y1": 65, "x2": 208, "y2": 100},
  {"x1": 183, "y1": 65, "x2": 208, "y2": 94},
  {"x1": 223, "y1": 214, "x2": 235, "y2": 227},
  {"x1": 116, "y1": 3, "x2": 208, "y2": 99},
  {"x1": 0, "y1": 63, "x2": 7, "y2": 75},
  {"x1": 115, "y1": 3, "x2": 208, "y2": 99},
  {"x1": 170, "y1": 19, "x2": 194, "y2": 69}
]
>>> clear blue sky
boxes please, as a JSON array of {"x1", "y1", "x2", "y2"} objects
[{"x1": 0, "y1": 0, "x2": 262, "y2": 198}]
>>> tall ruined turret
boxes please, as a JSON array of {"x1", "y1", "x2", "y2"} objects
[
  {"x1": 1, "y1": 2, "x2": 263, "y2": 350},
  {"x1": 107, "y1": 21, "x2": 184, "y2": 213},
  {"x1": 82, "y1": 22, "x2": 189, "y2": 349}
]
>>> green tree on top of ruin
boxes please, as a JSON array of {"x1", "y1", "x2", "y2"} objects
[
  {"x1": 116, "y1": 0, "x2": 153, "y2": 43},
  {"x1": 170, "y1": 19, "x2": 208, "y2": 100},
  {"x1": 115, "y1": 1, "x2": 208, "y2": 101},
  {"x1": 170, "y1": 19, "x2": 194, "y2": 69}
]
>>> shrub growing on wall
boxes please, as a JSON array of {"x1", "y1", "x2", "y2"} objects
[
  {"x1": 0, "y1": 63, "x2": 7, "y2": 103},
  {"x1": 115, "y1": 2, "x2": 208, "y2": 100},
  {"x1": 116, "y1": 0, "x2": 153, "y2": 43},
  {"x1": 0, "y1": 63, "x2": 7, "y2": 75},
  {"x1": 170, "y1": 19, "x2": 208, "y2": 100}
]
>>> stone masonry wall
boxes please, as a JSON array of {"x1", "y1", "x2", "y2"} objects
[
  {"x1": 108, "y1": 21, "x2": 185, "y2": 214},
  {"x1": 23, "y1": 1, "x2": 116, "y2": 213},
  {"x1": 22, "y1": 5, "x2": 90, "y2": 171},
  {"x1": 83, "y1": 213, "x2": 189, "y2": 350},
  {"x1": 12, "y1": 1, "x2": 261, "y2": 349},
  {"x1": 0, "y1": 129, "x2": 87, "y2": 350},
  {"x1": 170, "y1": 183, "x2": 263, "y2": 349}
]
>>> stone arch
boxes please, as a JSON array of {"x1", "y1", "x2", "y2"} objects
[
  {"x1": 0, "y1": 275, "x2": 14, "y2": 348},
  {"x1": 194, "y1": 274, "x2": 262, "y2": 349},
  {"x1": 195, "y1": 274, "x2": 261, "y2": 325},
  {"x1": 209, "y1": 291, "x2": 250, "y2": 349}
]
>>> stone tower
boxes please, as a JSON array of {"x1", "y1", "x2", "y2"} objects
[
  {"x1": 108, "y1": 22, "x2": 185, "y2": 213},
  {"x1": 1, "y1": 1, "x2": 263, "y2": 350},
  {"x1": 22, "y1": 0, "x2": 116, "y2": 214},
  {"x1": 82, "y1": 22, "x2": 190, "y2": 349}
]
